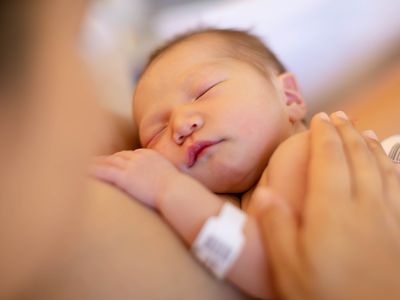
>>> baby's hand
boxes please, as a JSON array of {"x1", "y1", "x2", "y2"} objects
[{"x1": 90, "y1": 149, "x2": 180, "y2": 208}]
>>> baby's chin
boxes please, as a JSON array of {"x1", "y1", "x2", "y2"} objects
[
  {"x1": 191, "y1": 168, "x2": 261, "y2": 194},
  {"x1": 180, "y1": 149, "x2": 266, "y2": 193}
]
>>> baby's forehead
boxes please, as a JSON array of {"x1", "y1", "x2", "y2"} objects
[
  {"x1": 135, "y1": 59, "x2": 228, "y2": 113},
  {"x1": 177, "y1": 61, "x2": 230, "y2": 87},
  {"x1": 151, "y1": 37, "x2": 228, "y2": 72},
  {"x1": 138, "y1": 46, "x2": 230, "y2": 93},
  {"x1": 134, "y1": 34, "x2": 253, "y2": 113}
]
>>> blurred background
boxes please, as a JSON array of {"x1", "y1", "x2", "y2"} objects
[{"x1": 82, "y1": 0, "x2": 400, "y2": 139}]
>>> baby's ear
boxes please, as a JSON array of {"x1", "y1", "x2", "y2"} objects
[{"x1": 278, "y1": 72, "x2": 306, "y2": 123}]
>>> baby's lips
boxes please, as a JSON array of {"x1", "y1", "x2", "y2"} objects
[{"x1": 186, "y1": 139, "x2": 223, "y2": 168}]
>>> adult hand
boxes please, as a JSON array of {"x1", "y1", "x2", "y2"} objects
[
  {"x1": 90, "y1": 149, "x2": 180, "y2": 208},
  {"x1": 260, "y1": 111, "x2": 400, "y2": 300}
]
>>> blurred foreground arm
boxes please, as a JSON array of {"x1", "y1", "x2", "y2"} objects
[{"x1": 94, "y1": 108, "x2": 140, "y2": 155}]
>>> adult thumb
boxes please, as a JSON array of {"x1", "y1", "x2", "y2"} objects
[{"x1": 258, "y1": 188, "x2": 300, "y2": 291}]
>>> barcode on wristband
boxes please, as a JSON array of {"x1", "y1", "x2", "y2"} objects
[
  {"x1": 192, "y1": 203, "x2": 246, "y2": 279},
  {"x1": 194, "y1": 235, "x2": 232, "y2": 273},
  {"x1": 389, "y1": 143, "x2": 400, "y2": 164},
  {"x1": 204, "y1": 235, "x2": 232, "y2": 260}
]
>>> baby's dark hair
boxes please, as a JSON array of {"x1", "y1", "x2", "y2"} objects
[{"x1": 141, "y1": 28, "x2": 287, "y2": 80}]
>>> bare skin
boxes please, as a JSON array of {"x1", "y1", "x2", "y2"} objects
[
  {"x1": 6, "y1": 1, "x2": 399, "y2": 299},
  {"x1": 0, "y1": 1, "x2": 251, "y2": 299},
  {"x1": 91, "y1": 32, "x2": 307, "y2": 298},
  {"x1": 261, "y1": 112, "x2": 400, "y2": 300},
  {"x1": 90, "y1": 127, "x2": 310, "y2": 299},
  {"x1": 23, "y1": 180, "x2": 249, "y2": 300}
]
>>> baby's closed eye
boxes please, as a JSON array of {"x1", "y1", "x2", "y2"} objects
[
  {"x1": 146, "y1": 126, "x2": 167, "y2": 147},
  {"x1": 194, "y1": 80, "x2": 224, "y2": 101}
]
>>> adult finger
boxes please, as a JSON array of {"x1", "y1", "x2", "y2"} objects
[
  {"x1": 259, "y1": 188, "x2": 302, "y2": 299},
  {"x1": 330, "y1": 112, "x2": 383, "y2": 205},
  {"x1": 306, "y1": 113, "x2": 351, "y2": 217}
]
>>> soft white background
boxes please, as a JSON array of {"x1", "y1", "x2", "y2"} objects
[{"x1": 81, "y1": 0, "x2": 400, "y2": 116}]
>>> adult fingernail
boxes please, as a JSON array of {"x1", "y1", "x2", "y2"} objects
[
  {"x1": 334, "y1": 111, "x2": 348, "y2": 120},
  {"x1": 363, "y1": 130, "x2": 378, "y2": 141},
  {"x1": 319, "y1": 112, "x2": 330, "y2": 121}
]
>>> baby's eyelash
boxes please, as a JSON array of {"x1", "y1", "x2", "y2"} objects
[
  {"x1": 146, "y1": 127, "x2": 166, "y2": 147},
  {"x1": 195, "y1": 81, "x2": 223, "y2": 101}
]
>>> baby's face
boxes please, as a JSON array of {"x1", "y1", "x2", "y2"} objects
[{"x1": 134, "y1": 35, "x2": 293, "y2": 193}]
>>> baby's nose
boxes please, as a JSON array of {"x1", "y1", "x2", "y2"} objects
[{"x1": 173, "y1": 117, "x2": 204, "y2": 145}]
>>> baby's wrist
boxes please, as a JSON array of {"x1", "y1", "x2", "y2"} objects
[{"x1": 154, "y1": 170, "x2": 186, "y2": 210}]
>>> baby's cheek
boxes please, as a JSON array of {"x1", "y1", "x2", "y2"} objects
[{"x1": 153, "y1": 140, "x2": 181, "y2": 168}]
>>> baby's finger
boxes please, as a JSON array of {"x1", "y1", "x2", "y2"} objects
[
  {"x1": 103, "y1": 155, "x2": 128, "y2": 169},
  {"x1": 113, "y1": 150, "x2": 136, "y2": 161},
  {"x1": 306, "y1": 113, "x2": 351, "y2": 217},
  {"x1": 330, "y1": 112, "x2": 383, "y2": 205},
  {"x1": 89, "y1": 164, "x2": 125, "y2": 186},
  {"x1": 90, "y1": 154, "x2": 127, "y2": 170}
]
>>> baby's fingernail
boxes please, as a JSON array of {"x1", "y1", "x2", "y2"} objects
[
  {"x1": 333, "y1": 111, "x2": 348, "y2": 120},
  {"x1": 319, "y1": 112, "x2": 330, "y2": 121},
  {"x1": 363, "y1": 130, "x2": 379, "y2": 141}
]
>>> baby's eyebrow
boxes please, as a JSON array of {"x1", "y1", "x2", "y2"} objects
[
  {"x1": 139, "y1": 113, "x2": 158, "y2": 140},
  {"x1": 179, "y1": 73, "x2": 205, "y2": 96},
  {"x1": 180, "y1": 63, "x2": 226, "y2": 93},
  {"x1": 140, "y1": 113, "x2": 159, "y2": 132}
]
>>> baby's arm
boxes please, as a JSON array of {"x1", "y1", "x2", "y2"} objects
[{"x1": 91, "y1": 149, "x2": 271, "y2": 299}]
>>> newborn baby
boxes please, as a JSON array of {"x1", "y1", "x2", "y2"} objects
[{"x1": 91, "y1": 29, "x2": 383, "y2": 298}]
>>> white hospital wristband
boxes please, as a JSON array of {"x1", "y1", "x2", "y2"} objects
[{"x1": 191, "y1": 202, "x2": 247, "y2": 279}]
